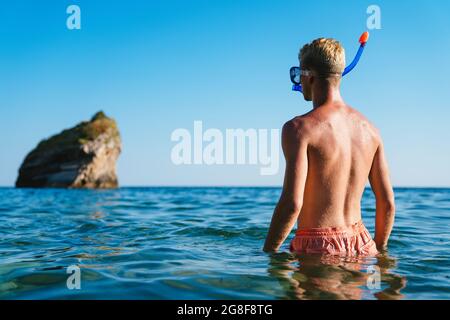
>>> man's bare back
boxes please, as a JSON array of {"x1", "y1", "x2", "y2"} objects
[
  {"x1": 263, "y1": 101, "x2": 395, "y2": 254},
  {"x1": 290, "y1": 102, "x2": 379, "y2": 230}
]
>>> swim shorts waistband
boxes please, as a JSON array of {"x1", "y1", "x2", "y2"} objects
[{"x1": 295, "y1": 220, "x2": 367, "y2": 237}]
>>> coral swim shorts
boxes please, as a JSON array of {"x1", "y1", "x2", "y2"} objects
[{"x1": 290, "y1": 220, "x2": 378, "y2": 256}]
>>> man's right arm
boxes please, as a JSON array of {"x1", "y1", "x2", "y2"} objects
[{"x1": 369, "y1": 138, "x2": 396, "y2": 251}]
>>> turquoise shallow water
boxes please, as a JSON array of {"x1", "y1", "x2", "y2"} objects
[{"x1": 0, "y1": 187, "x2": 449, "y2": 299}]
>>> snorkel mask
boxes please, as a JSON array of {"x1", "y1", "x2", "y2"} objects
[{"x1": 290, "y1": 31, "x2": 370, "y2": 93}]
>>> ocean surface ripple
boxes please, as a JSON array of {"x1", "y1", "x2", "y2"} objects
[{"x1": 0, "y1": 187, "x2": 449, "y2": 299}]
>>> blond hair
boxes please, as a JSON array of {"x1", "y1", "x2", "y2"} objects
[{"x1": 299, "y1": 38, "x2": 345, "y2": 76}]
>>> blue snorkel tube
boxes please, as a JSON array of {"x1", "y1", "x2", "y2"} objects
[{"x1": 291, "y1": 31, "x2": 369, "y2": 93}]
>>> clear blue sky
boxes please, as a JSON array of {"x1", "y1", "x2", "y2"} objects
[{"x1": 1, "y1": 0, "x2": 449, "y2": 186}]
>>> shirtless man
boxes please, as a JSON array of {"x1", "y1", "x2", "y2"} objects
[{"x1": 263, "y1": 38, "x2": 395, "y2": 255}]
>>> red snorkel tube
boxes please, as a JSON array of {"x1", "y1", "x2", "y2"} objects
[{"x1": 291, "y1": 31, "x2": 370, "y2": 93}]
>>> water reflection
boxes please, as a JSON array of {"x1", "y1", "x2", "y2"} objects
[
  {"x1": 372, "y1": 253, "x2": 407, "y2": 300},
  {"x1": 267, "y1": 251, "x2": 407, "y2": 300}
]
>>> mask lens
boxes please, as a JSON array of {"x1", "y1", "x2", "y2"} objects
[{"x1": 290, "y1": 67, "x2": 300, "y2": 85}]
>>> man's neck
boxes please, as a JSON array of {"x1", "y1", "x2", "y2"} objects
[{"x1": 312, "y1": 85, "x2": 344, "y2": 109}]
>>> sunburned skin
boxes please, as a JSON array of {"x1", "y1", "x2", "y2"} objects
[{"x1": 292, "y1": 103, "x2": 380, "y2": 230}]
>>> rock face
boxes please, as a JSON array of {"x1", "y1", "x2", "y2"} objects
[{"x1": 16, "y1": 111, "x2": 121, "y2": 188}]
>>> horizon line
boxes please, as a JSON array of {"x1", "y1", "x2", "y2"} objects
[{"x1": 1, "y1": 185, "x2": 449, "y2": 189}]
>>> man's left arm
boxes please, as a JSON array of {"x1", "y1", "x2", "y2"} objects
[{"x1": 263, "y1": 121, "x2": 308, "y2": 252}]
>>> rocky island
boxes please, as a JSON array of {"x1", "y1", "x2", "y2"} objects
[{"x1": 16, "y1": 111, "x2": 121, "y2": 188}]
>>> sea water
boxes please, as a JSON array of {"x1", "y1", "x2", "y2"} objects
[{"x1": 0, "y1": 187, "x2": 448, "y2": 299}]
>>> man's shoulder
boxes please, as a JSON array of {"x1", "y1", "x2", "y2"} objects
[
  {"x1": 345, "y1": 105, "x2": 383, "y2": 146},
  {"x1": 347, "y1": 105, "x2": 381, "y2": 136},
  {"x1": 283, "y1": 115, "x2": 309, "y2": 131},
  {"x1": 282, "y1": 116, "x2": 313, "y2": 143}
]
